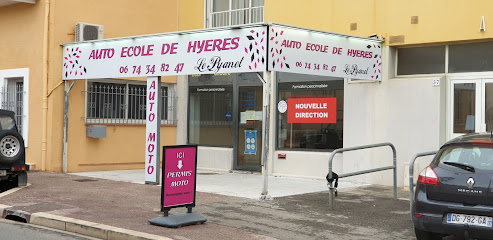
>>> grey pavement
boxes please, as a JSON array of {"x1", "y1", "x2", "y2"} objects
[
  {"x1": 70, "y1": 169, "x2": 368, "y2": 199},
  {"x1": 0, "y1": 170, "x2": 419, "y2": 240}
]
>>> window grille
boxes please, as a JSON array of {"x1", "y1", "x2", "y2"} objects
[
  {"x1": 0, "y1": 84, "x2": 24, "y2": 133},
  {"x1": 85, "y1": 82, "x2": 176, "y2": 125},
  {"x1": 209, "y1": 0, "x2": 264, "y2": 28}
]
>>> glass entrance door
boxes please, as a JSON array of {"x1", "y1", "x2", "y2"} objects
[
  {"x1": 450, "y1": 79, "x2": 493, "y2": 139},
  {"x1": 236, "y1": 85, "x2": 263, "y2": 171},
  {"x1": 481, "y1": 79, "x2": 493, "y2": 132}
]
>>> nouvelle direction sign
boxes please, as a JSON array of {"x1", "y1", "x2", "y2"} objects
[
  {"x1": 161, "y1": 145, "x2": 198, "y2": 210},
  {"x1": 267, "y1": 25, "x2": 382, "y2": 80},
  {"x1": 288, "y1": 98, "x2": 337, "y2": 124},
  {"x1": 61, "y1": 27, "x2": 267, "y2": 80}
]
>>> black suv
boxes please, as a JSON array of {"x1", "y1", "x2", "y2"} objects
[
  {"x1": 412, "y1": 133, "x2": 493, "y2": 239},
  {"x1": 0, "y1": 110, "x2": 28, "y2": 190}
]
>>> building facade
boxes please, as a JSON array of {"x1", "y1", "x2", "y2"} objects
[
  {"x1": 2, "y1": 0, "x2": 493, "y2": 187},
  {"x1": 182, "y1": 0, "x2": 493, "y2": 187},
  {"x1": 0, "y1": 0, "x2": 179, "y2": 173}
]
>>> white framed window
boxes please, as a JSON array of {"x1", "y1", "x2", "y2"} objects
[
  {"x1": 396, "y1": 41, "x2": 493, "y2": 76},
  {"x1": 85, "y1": 79, "x2": 176, "y2": 125},
  {"x1": 206, "y1": 0, "x2": 264, "y2": 28},
  {"x1": 0, "y1": 68, "x2": 29, "y2": 147},
  {"x1": 396, "y1": 46, "x2": 446, "y2": 76}
]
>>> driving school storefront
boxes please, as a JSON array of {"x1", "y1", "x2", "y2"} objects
[{"x1": 62, "y1": 23, "x2": 383, "y2": 184}]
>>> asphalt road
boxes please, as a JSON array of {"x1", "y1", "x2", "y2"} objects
[{"x1": 0, "y1": 218, "x2": 101, "y2": 240}]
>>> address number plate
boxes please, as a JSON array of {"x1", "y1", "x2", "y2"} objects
[{"x1": 447, "y1": 213, "x2": 493, "y2": 227}]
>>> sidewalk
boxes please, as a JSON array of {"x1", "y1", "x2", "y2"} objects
[
  {"x1": 0, "y1": 171, "x2": 416, "y2": 240},
  {"x1": 70, "y1": 169, "x2": 367, "y2": 199}
]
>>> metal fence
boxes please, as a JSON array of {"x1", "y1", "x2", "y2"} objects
[
  {"x1": 85, "y1": 83, "x2": 177, "y2": 125},
  {"x1": 327, "y1": 143, "x2": 397, "y2": 210},
  {"x1": 408, "y1": 151, "x2": 437, "y2": 212},
  {"x1": 210, "y1": 6, "x2": 264, "y2": 27},
  {"x1": 0, "y1": 85, "x2": 24, "y2": 133}
]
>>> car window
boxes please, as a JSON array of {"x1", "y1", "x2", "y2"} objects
[
  {"x1": 0, "y1": 116, "x2": 15, "y2": 131},
  {"x1": 438, "y1": 146, "x2": 493, "y2": 171}
]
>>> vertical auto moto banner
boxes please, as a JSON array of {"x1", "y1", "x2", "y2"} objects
[{"x1": 145, "y1": 77, "x2": 160, "y2": 183}]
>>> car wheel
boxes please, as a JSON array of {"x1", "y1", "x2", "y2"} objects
[
  {"x1": 0, "y1": 130, "x2": 24, "y2": 164},
  {"x1": 415, "y1": 227, "x2": 440, "y2": 240}
]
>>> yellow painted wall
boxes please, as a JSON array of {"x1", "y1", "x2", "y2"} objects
[
  {"x1": 178, "y1": 0, "x2": 204, "y2": 30},
  {"x1": 264, "y1": 0, "x2": 333, "y2": 31},
  {"x1": 0, "y1": 3, "x2": 46, "y2": 170},
  {"x1": 266, "y1": 0, "x2": 493, "y2": 46},
  {"x1": 67, "y1": 80, "x2": 176, "y2": 172},
  {"x1": 45, "y1": 0, "x2": 179, "y2": 172}
]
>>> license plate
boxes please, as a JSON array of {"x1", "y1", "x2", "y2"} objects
[
  {"x1": 0, "y1": 170, "x2": 5, "y2": 176},
  {"x1": 447, "y1": 213, "x2": 493, "y2": 227}
]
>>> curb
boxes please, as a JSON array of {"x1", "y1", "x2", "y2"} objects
[{"x1": 0, "y1": 205, "x2": 172, "y2": 240}]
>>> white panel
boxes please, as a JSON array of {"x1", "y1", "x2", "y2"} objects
[
  {"x1": 62, "y1": 26, "x2": 267, "y2": 80},
  {"x1": 268, "y1": 25, "x2": 382, "y2": 80},
  {"x1": 196, "y1": 147, "x2": 233, "y2": 171}
]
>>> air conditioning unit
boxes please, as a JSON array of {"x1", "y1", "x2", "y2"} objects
[{"x1": 75, "y1": 23, "x2": 104, "y2": 42}]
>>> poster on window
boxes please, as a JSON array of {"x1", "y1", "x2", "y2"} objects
[
  {"x1": 287, "y1": 98, "x2": 337, "y2": 124},
  {"x1": 244, "y1": 130, "x2": 257, "y2": 155}
]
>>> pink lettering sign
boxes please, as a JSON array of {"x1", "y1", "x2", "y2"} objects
[{"x1": 162, "y1": 146, "x2": 197, "y2": 208}]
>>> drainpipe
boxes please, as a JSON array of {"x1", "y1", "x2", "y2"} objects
[{"x1": 41, "y1": 0, "x2": 52, "y2": 171}]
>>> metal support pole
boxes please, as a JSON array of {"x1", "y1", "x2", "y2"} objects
[
  {"x1": 258, "y1": 72, "x2": 271, "y2": 200},
  {"x1": 392, "y1": 145, "x2": 397, "y2": 200},
  {"x1": 63, "y1": 80, "x2": 76, "y2": 174},
  {"x1": 328, "y1": 181, "x2": 334, "y2": 209}
]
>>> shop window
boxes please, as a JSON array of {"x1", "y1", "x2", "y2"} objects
[
  {"x1": 397, "y1": 46, "x2": 445, "y2": 75},
  {"x1": 277, "y1": 73, "x2": 344, "y2": 150},
  {"x1": 85, "y1": 80, "x2": 175, "y2": 125},
  {"x1": 188, "y1": 85, "x2": 233, "y2": 146},
  {"x1": 207, "y1": 0, "x2": 264, "y2": 28},
  {"x1": 449, "y1": 41, "x2": 493, "y2": 73}
]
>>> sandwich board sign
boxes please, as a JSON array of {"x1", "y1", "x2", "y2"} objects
[{"x1": 148, "y1": 145, "x2": 206, "y2": 228}]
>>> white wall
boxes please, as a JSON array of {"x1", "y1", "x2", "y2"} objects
[
  {"x1": 271, "y1": 150, "x2": 344, "y2": 179},
  {"x1": 342, "y1": 50, "x2": 446, "y2": 187}
]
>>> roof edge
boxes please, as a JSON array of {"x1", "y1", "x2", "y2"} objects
[{"x1": 61, "y1": 22, "x2": 383, "y2": 46}]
